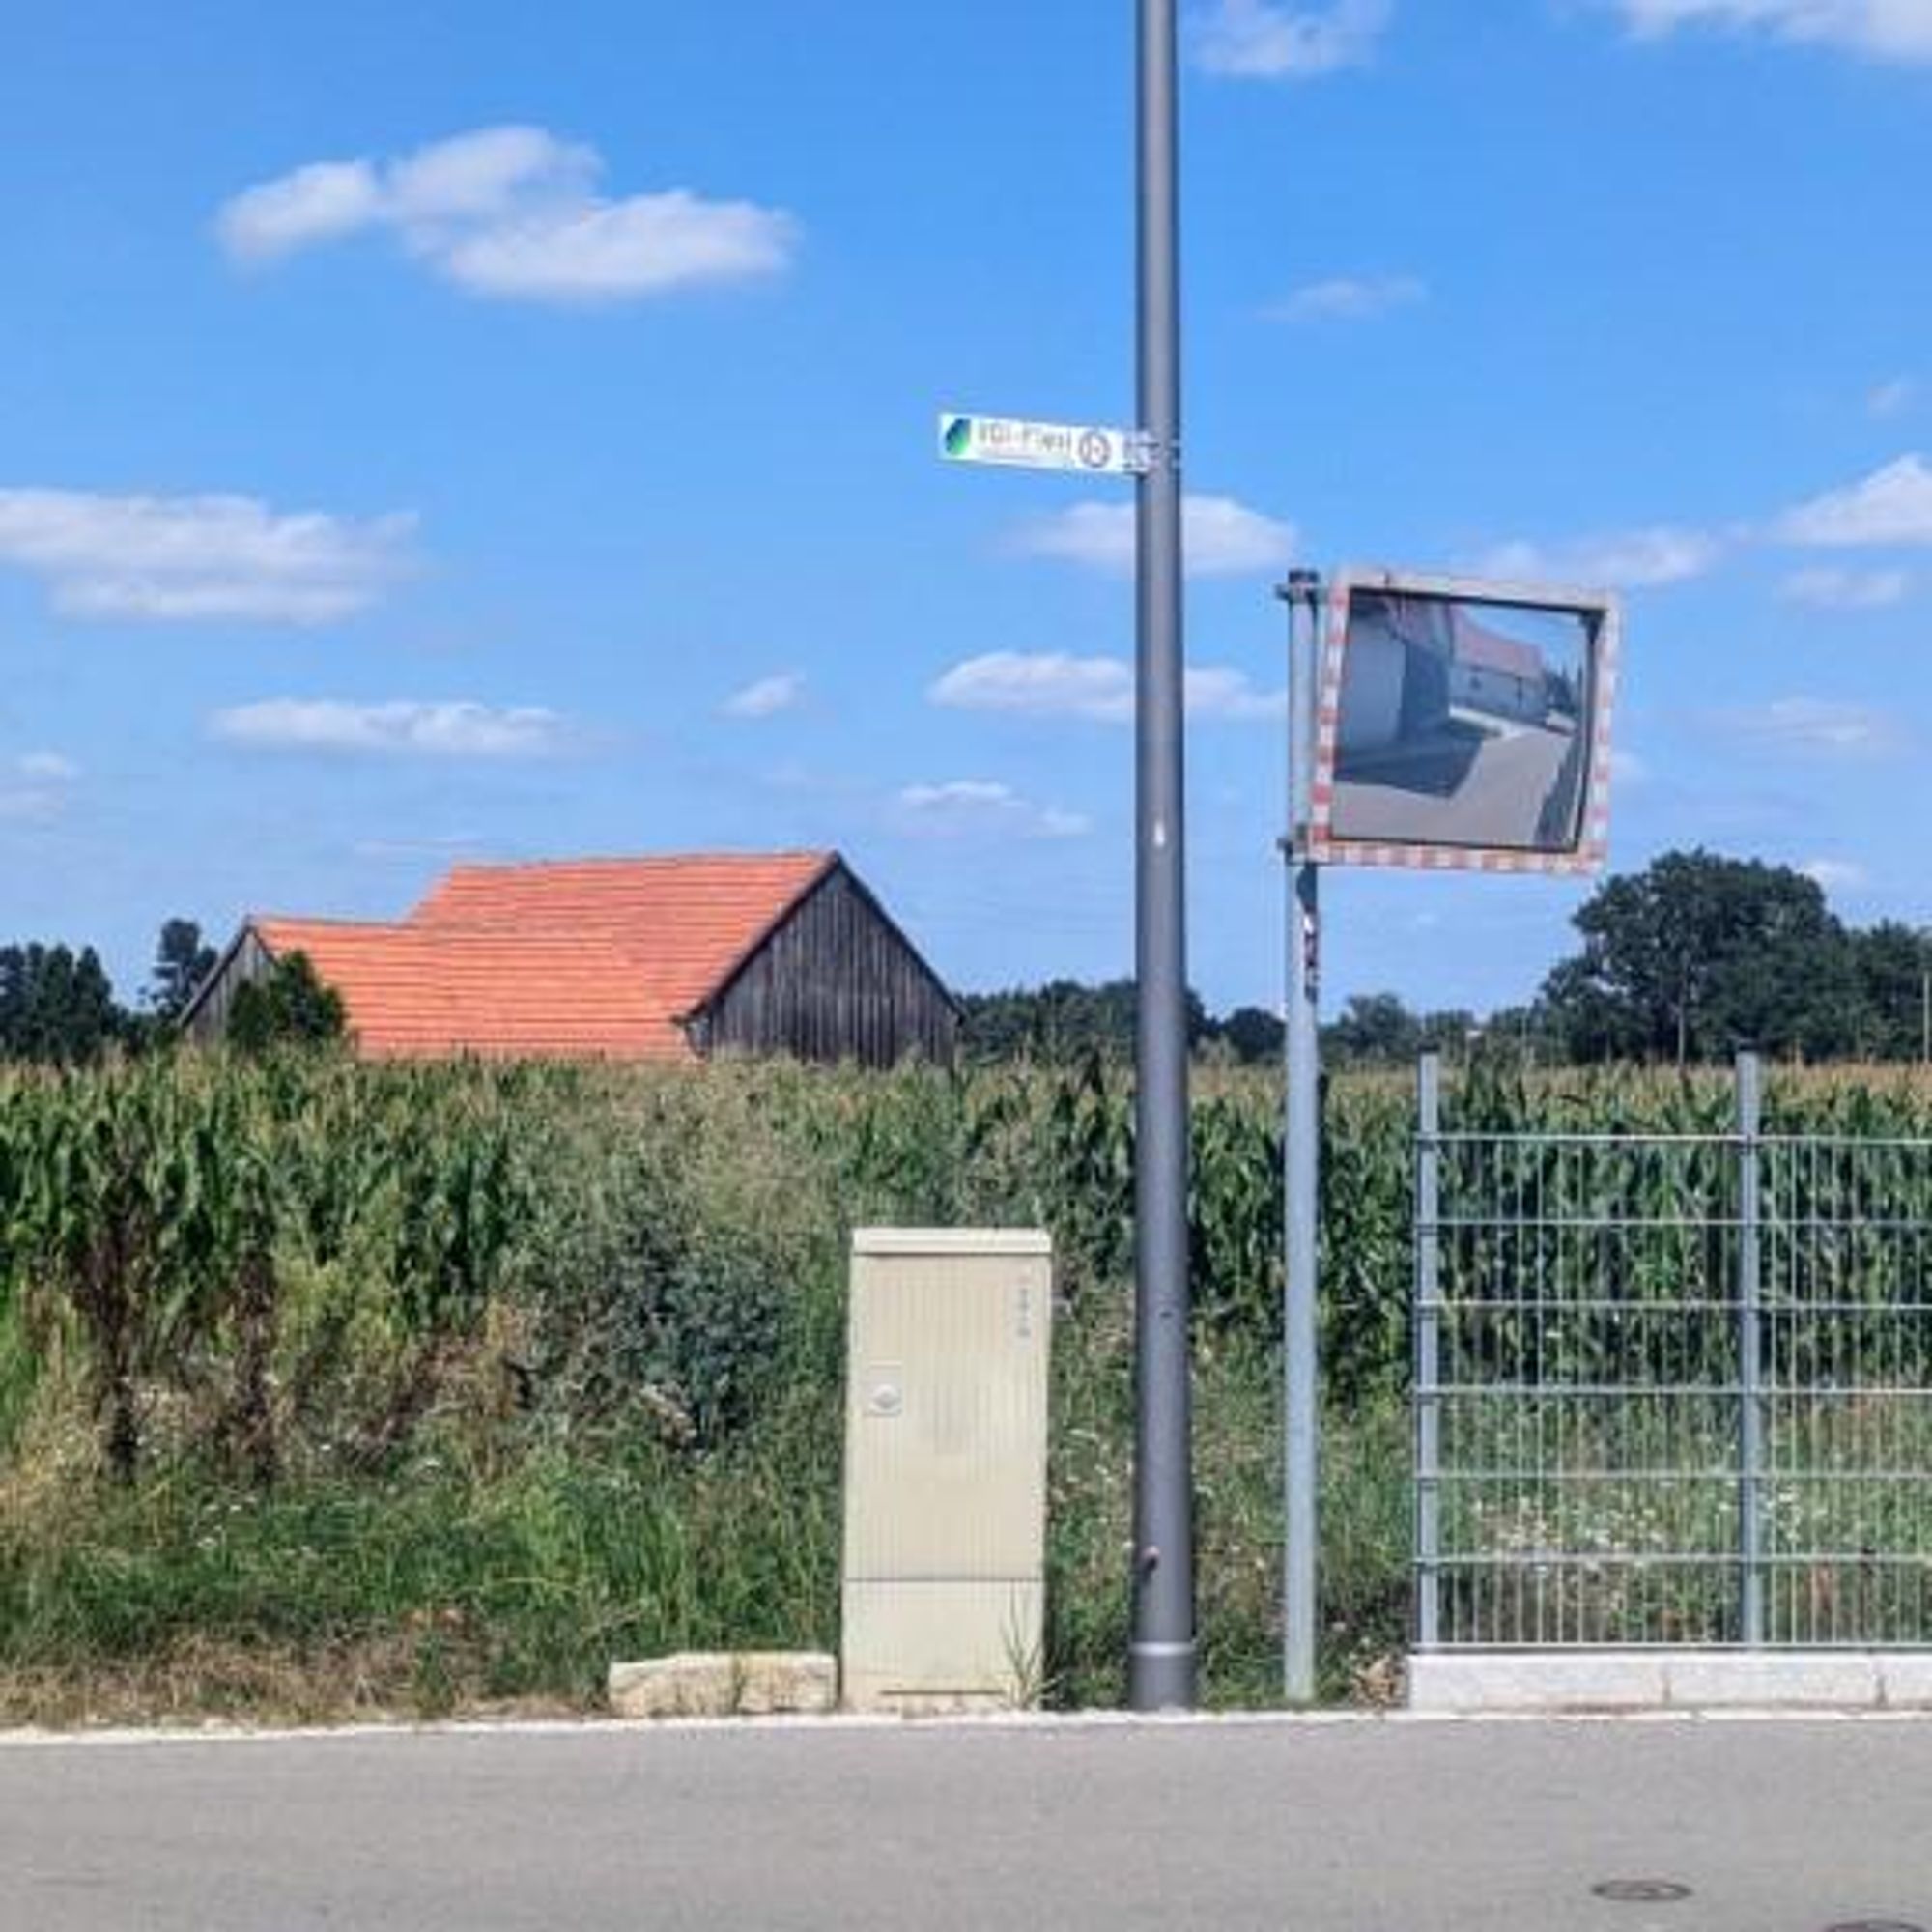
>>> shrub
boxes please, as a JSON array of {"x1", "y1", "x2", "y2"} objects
[{"x1": 227, "y1": 953, "x2": 346, "y2": 1056}]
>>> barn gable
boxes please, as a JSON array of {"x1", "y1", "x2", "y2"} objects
[
  {"x1": 180, "y1": 923, "x2": 278, "y2": 1047},
  {"x1": 696, "y1": 859, "x2": 958, "y2": 1066}
]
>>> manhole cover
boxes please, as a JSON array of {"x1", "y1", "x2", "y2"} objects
[
  {"x1": 1823, "y1": 1922, "x2": 1925, "y2": 1932},
  {"x1": 1592, "y1": 1880, "x2": 1693, "y2": 1904}
]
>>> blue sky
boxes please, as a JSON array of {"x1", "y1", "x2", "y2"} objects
[{"x1": 3, "y1": 0, "x2": 1930, "y2": 1016}]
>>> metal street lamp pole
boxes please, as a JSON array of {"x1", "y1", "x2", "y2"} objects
[{"x1": 1129, "y1": 0, "x2": 1196, "y2": 1712}]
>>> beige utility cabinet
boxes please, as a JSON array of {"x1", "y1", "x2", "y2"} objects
[{"x1": 840, "y1": 1229, "x2": 1053, "y2": 1713}]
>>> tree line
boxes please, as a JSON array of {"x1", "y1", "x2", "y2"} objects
[
  {"x1": 955, "y1": 978, "x2": 1480, "y2": 1067},
  {"x1": 0, "y1": 920, "x2": 341, "y2": 1064},
  {"x1": 8, "y1": 849, "x2": 1922, "y2": 1069},
  {"x1": 959, "y1": 849, "x2": 1930, "y2": 1068}
]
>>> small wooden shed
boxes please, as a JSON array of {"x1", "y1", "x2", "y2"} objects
[{"x1": 183, "y1": 850, "x2": 958, "y2": 1067}]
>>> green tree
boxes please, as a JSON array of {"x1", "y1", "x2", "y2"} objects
[
  {"x1": 0, "y1": 942, "x2": 126, "y2": 1064},
  {"x1": 1220, "y1": 1005, "x2": 1285, "y2": 1065},
  {"x1": 1324, "y1": 992, "x2": 1419, "y2": 1065},
  {"x1": 1541, "y1": 849, "x2": 1857, "y2": 1064},
  {"x1": 1321, "y1": 993, "x2": 1478, "y2": 1067},
  {"x1": 959, "y1": 979, "x2": 1208, "y2": 1063},
  {"x1": 149, "y1": 918, "x2": 219, "y2": 1022},
  {"x1": 226, "y1": 952, "x2": 348, "y2": 1055},
  {"x1": 1482, "y1": 1002, "x2": 1564, "y2": 1065},
  {"x1": 1847, "y1": 922, "x2": 1932, "y2": 1062}
]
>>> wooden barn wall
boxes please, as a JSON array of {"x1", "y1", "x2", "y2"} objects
[
  {"x1": 705, "y1": 869, "x2": 956, "y2": 1067},
  {"x1": 183, "y1": 930, "x2": 272, "y2": 1046}
]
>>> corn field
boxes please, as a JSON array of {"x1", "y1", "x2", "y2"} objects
[
  {"x1": 7, "y1": 1050, "x2": 1932, "y2": 1482},
  {"x1": 2, "y1": 1049, "x2": 1931, "y2": 1719}
]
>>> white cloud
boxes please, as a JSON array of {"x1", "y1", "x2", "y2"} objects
[
  {"x1": 1184, "y1": 665, "x2": 1290, "y2": 721},
  {"x1": 1010, "y1": 503, "x2": 1140, "y2": 574},
  {"x1": 1467, "y1": 456, "x2": 1932, "y2": 597},
  {"x1": 927, "y1": 650, "x2": 1285, "y2": 724},
  {"x1": 1611, "y1": 0, "x2": 1932, "y2": 62},
  {"x1": 0, "y1": 489, "x2": 413, "y2": 624},
  {"x1": 1609, "y1": 747, "x2": 1650, "y2": 787},
  {"x1": 440, "y1": 193, "x2": 795, "y2": 302},
  {"x1": 1776, "y1": 454, "x2": 1932, "y2": 546},
  {"x1": 1715, "y1": 696, "x2": 1907, "y2": 758},
  {"x1": 1268, "y1": 273, "x2": 1425, "y2": 322},
  {"x1": 1179, "y1": 497, "x2": 1295, "y2": 576},
  {"x1": 931, "y1": 652, "x2": 1133, "y2": 723},
  {"x1": 895, "y1": 780, "x2": 1091, "y2": 840},
  {"x1": 15, "y1": 751, "x2": 78, "y2": 781},
  {"x1": 218, "y1": 125, "x2": 798, "y2": 305},
  {"x1": 1800, "y1": 856, "x2": 1870, "y2": 892},
  {"x1": 1192, "y1": 0, "x2": 1392, "y2": 77},
  {"x1": 218, "y1": 159, "x2": 384, "y2": 260},
  {"x1": 1470, "y1": 525, "x2": 1723, "y2": 588},
  {"x1": 1011, "y1": 494, "x2": 1297, "y2": 578},
  {"x1": 0, "y1": 751, "x2": 77, "y2": 824},
  {"x1": 209, "y1": 698, "x2": 569, "y2": 758},
  {"x1": 384, "y1": 125, "x2": 596, "y2": 230},
  {"x1": 1869, "y1": 377, "x2": 1918, "y2": 419},
  {"x1": 1778, "y1": 565, "x2": 1911, "y2": 608},
  {"x1": 722, "y1": 671, "x2": 805, "y2": 719}
]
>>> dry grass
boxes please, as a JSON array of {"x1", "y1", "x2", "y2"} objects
[{"x1": 0, "y1": 1632, "x2": 589, "y2": 1730}]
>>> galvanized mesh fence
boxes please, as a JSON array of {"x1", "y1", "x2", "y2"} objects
[{"x1": 1414, "y1": 1054, "x2": 1932, "y2": 1649}]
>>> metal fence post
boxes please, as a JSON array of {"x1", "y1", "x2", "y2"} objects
[
  {"x1": 1415, "y1": 1051, "x2": 1442, "y2": 1651},
  {"x1": 1737, "y1": 1051, "x2": 1765, "y2": 1647}
]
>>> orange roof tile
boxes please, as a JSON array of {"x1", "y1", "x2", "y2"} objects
[
  {"x1": 251, "y1": 919, "x2": 695, "y2": 1062},
  {"x1": 408, "y1": 850, "x2": 837, "y2": 1012},
  {"x1": 242, "y1": 852, "x2": 843, "y2": 1063}
]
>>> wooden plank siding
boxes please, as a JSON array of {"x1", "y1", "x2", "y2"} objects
[
  {"x1": 182, "y1": 928, "x2": 273, "y2": 1047},
  {"x1": 697, "y1": 863, "x2": 957, "y2": 1066}
]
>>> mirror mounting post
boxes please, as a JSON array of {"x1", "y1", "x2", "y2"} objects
[{"x1": 1276, "y1": 566, "x2": 1324, "y2": 1704}]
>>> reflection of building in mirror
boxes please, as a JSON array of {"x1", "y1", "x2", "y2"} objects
[
  {"x1": 1451, "y1": 616, "x2": 1549, "y2": 727},
  {"x1": 1331, "y1": 593, "x2": 1593, "y2": 854}
]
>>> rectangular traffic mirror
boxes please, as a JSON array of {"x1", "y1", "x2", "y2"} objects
[{"x1": 1307, "y1": 570, "x2": 1620, "y2": 873}]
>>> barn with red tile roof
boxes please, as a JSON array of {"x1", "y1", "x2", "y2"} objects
[{"x1": 183, "y1": 850, "x2": 957, "y2": 1066}]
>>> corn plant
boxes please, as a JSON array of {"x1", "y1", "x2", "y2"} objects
[{"x1": 0, "y1": 1062, "x2": 213, "y2": 1477}]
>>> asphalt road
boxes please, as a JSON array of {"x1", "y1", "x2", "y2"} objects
[
  {"x1": 5, "y1": 1715, "x2": 1929, "y2": 1931},
  {"x1": 1334, "y1": 722, "x2": 1574, "y2": 848}
]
